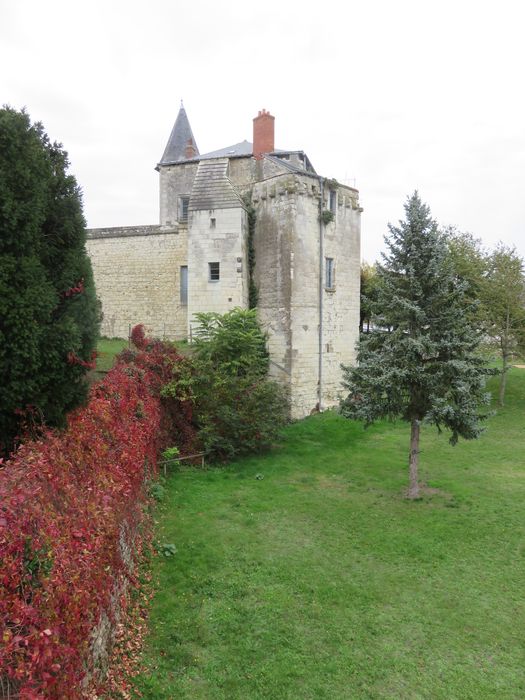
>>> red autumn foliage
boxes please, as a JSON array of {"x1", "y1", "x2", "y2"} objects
[
  {"x1": 116, "y1": 326, "x2": 198, "y2": 456},
  {"x1": 129, "y1": 323, "x2": 148, "y2": 351},
  {"x1": 61, "y1": 279, "x2": 85, "y2": 299},
  {"x1": 0, "y1": 327, "x2": 197, "y2": 698},
  {"x1": 66, "y1": 350, "x2": 97, "y2": 369}
]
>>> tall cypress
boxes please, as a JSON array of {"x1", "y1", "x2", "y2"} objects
[
  {"x1": 341, "y1": 192, "x2": 493, "y2": 498},
  {"x1": 0, "y1": 107, "x2": 99, "y2": 454}
]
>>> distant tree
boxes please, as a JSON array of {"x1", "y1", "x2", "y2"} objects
[
  {"x1": 482, "y1": 244, "x2": 525, "y2": 405},
  {"x1": 442, "y1": 227, "x2": 487, "y2": 324},
  {"x1": 341, "y1": 193, "x2": 492, "y2": 499},
  {"x1": 0, "y1": 107, "x2": 99, "y2": 454},
  {"x1": 360, "y1": 262, "x2": 381, "y2": 333}
]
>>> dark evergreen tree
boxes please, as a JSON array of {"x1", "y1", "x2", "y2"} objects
[
  {"x1": 0, "y1": 107, "x2": 99, "y2": 454},
  {"x1": 360, "y1": 262, "x2": 381, "y2": 333},
  {"x1": 341, "y1": 192, "x2": 493, "y2": 498}
]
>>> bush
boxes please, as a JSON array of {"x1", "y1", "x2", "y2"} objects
[
  {"x1": 120, "y1": 325, "x2": 198, "y2": 455},
  {"x1": 0, "y1": 359, "x2": 163, "y2": 697},
  {"x1": 163, "y1": 309, "x2": 288, "y2": 460}
]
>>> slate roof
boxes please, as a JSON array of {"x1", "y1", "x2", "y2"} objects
[
  {"x1": 198, "y1": 140, "x2": 253, "y2": 160},
  {"x1": 157, "y1": 107, "x2": 317, "y2": 174},
  {"x1": 159, "y1": 105, "x2": 199, "y2": 165},
  {"x1": 265, "y1": 152, "x2": 317, "y2": 175},
  {"x1": 189, "y1": 158, "x2": 245, "y2": 211}
]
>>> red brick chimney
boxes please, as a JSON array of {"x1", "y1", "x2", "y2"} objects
[
  {"x1": 184, "y1": 138, "x2": 197, "y2": 160},
  {"x1": 253, "y1": 109, "x2": 275, "y2": 160}
]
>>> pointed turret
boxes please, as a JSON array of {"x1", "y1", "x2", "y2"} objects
[{"x1": 159, "y1": 103, "x2": 199, "y2": 165}]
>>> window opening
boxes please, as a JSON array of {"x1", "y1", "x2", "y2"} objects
[
  {"x1": 208, "y1": 262, "x2": 220, "y2": 282},
  {"x1": 180, "y1": 266, "x2": 188, "y2": 305},
  {"x1": 325, "y1": 257, "x2": 335, "y2": 290},
  {"x1": 329, "y1": 190, "x2": 337, "y2": 214},
  {"x1": 178, "y1": 196, "x2": 190, "y2": 222}
]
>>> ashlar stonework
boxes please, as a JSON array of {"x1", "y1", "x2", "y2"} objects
[{"x1": 86, "y1": 106, "x2": 362, "y2": 418}]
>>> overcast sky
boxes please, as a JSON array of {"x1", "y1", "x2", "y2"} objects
[{"x1": 1, "y1": 0, "x2": 524, "y2": 263}]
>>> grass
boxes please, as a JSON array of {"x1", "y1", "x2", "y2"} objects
[
  {"x1": 91, "y1": 337, "x2": 193, "y2": 382},
  {"x1": 132, "y1": 371, "x2": 525, "y2": 699},
  {"x1": 96, "y1": 337, "x2": 129, "y2": 372},
  {"x1": 87, "y1": 337, "x2": 128, "y2": 383}
]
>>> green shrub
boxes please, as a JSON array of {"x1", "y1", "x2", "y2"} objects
[
  {"x1": 320, "y1": 209, "x2": 335, "y2": 225},
  {"x1": 163, "y1": 309, "x2": 288, "y2": 460}
]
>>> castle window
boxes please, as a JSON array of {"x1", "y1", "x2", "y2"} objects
[
  {"x1": 178, "y1": 196, "x2": 190, "y2": 223},
  {"x1": 325, "y1": 257, "x2": 335, "y2": 290},
  {"x1": 210, "y1": 218, "x2": 216, "y2": 228},
  {"x1": 180, "y1": 266, "x2": 188, "y2": 306},
  {"x1": 329, "y1": 190, "x2": 337, "y2": 214},
  {"x1": 208, "y1": 262, "x2": 220, "y2": 282}
]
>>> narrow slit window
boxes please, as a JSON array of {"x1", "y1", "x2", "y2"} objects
[
  {"x1": 325, "y1": 257, "x2": 335, "y2": 290},
  {"x1": 329, "y1": 190, "x2": 337, "y2": 214},
  {"x1": 208, "y1": 262, "x2": 220, "y2": 282},
  {"x1": 178, "y1": 196, "x2": 190, "y2": 222},
  {"x1": 210, "y1": 217, "x2": 216, "y2": 228},
  {"x1": 180, "y1": 265, "x2": 188, "y2": 306}
]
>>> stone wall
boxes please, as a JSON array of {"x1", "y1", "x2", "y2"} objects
[
  {"x1": 318, "y1": 185, "x2": 361, "y2": 405},
  {"x1": 187, "y1": 207, "x2": 249, "y2": 336},
  {"x1": 86, "y1": 225, "x2": 188, "y2": 340},
  {"x1": 159, "y1": 162, "x2": 199, "y2": 226}
]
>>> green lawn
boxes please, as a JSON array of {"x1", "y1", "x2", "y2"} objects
[
  {"x1": 87, "y1": 337, "x2": 128, "y2": 383},
  {"x1": 91, "y1": 337, "x2": 193, "y2": 383},
  {"x1": 96, "y1": 337, "x2": 129, "y2": 372},
  {"x1": 132, "y1": 371, "x2": 525, "y2": 699}
]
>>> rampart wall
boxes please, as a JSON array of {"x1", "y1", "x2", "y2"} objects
[{"x1": 86, "y1": 225, "x2": 188, "y2": 340}]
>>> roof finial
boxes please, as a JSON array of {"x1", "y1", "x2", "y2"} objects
[{"x1": 180, "y1": 99, "x2": 184, "y2": 108}]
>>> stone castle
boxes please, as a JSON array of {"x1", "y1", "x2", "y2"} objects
[{"x1": 86, "y1": 106, "x2": 362, "y2": 418}]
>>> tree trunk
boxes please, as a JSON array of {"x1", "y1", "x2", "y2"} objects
[
  {"x1": 499, "y1": 307, "x2": 511, "y2": 406},
  {"x1": 499, "y1": 353, "x2": 508, "y2": 407},
  {"x1": 408, "y1": 419, "x2": 421, "y2": 499}
]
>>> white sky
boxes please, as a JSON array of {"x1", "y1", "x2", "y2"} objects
[{"x1": 1, "y1": 0, "x2": 524, "y2": 263}]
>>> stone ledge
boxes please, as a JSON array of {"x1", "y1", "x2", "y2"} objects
[{"x1": 86, "y1": 225, "x2": 179, "y2": 240}]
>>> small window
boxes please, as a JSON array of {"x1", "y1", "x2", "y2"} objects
[
  {"x1": 210, "y1": 217, "x2": 216, "y2": 228},
  {"x1": 178, "y1": 196, "x2": 190, "y2": 222},
  {"x1": 329, "y1": 190, "x2": 337, "y2": 214},
  {"x1": 208, "y1": 262, "x2": 220, "y2": 282},
  {"x1": 325, "y1": 257, "x2": 335, "y2": 290},
  {"x1": 180, "y1": 265, "x2": 188, "y2": 306}
]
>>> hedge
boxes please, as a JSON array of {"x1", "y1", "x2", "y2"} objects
[{"x1": 0, "y1": 337, "x2": 185, "y2": 698}]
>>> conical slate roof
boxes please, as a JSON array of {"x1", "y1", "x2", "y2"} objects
[{"x1": 159, "y1": 104, "x2": 199, "y2": 165}]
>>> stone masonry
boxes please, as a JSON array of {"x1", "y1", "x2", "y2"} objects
[{"x1": 86, "y1": 106, "x2": 362, "y2": 418}]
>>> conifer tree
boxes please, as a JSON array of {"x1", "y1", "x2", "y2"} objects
[
  {"x1": 0, "y1": 107, "x2": 99, "y2": 453},
  {"x1": 341, "y1": 192, "x2": 492, "y2": 498},
  {"x1": 359, "y1": 262, "x2": 381, "y2": 333}
]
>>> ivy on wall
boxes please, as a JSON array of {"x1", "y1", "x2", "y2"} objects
[{"x1": 243, "y1": 193, "x2": 259, "y2": 309}]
